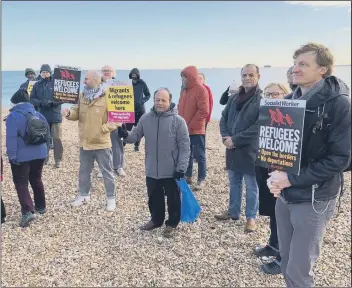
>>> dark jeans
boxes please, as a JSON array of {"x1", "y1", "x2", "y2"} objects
[
  {"x1": 124, "y1": 110, "x2": 145, "y2": 148},
  {"x1": 146, "y1": 177, "x2": 181, "y2": 228},
  {"x1": 186, "y1": 135, "x2": 206, "y2": 180},
  {"x1": 10, "y1": 159, "x2": 46, "y2": 214},
  {"x1": 1, "y1": 198, "x2": 6, "y2": 223}
]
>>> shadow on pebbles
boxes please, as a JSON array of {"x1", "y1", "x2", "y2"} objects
[{"x1": 1, "y1": 115, "x2": 351, "y2": 287}]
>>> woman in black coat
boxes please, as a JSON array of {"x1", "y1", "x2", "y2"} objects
[{"x1": 253, "y1": 83, "x2": 291, "y2": 275}]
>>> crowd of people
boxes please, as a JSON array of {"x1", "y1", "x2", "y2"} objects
[{"x1": 1, "y1": 42, "x2": 351, "y2": 287}]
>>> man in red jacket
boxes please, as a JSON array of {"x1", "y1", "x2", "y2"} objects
[
  {"x1": 178, "y1": 66, "x2": 209, "y2": 190},
  {"x1": 198, "y1": 73, "x2": 214, "y2": 129}
]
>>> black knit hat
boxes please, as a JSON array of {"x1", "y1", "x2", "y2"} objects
[
  {"x1": 25, "y1": 68, "x2": 35, "y2": 77},
  {"x1": 40, "y1": 64, "x2": 52, "y2": 74},
  {"x1": 11, "y1": 89, "x2": 30, "y2": 104}
]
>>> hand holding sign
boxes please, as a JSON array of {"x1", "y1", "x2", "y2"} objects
[
  {"x1": 268, "y1": 170, "x2": 292, "y2": 190},
  {"x1": 62, "y1": 108, "x2": 70, "y2": 117}
]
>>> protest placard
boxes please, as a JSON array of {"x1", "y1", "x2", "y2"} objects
[
  {"x1": 27, "y1": 81, "x2": 37, "y2": 96},
  {"x1": 53, "y1": 65, "x2": 81, "y2": 104},
  {"x1": 106, "y1": 81, "x2": 135, "y2": 123},
  {"x1": 257, "y1": 98, "x2": 306, "y2": 175}
]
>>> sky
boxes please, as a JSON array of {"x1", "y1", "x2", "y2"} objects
[{"x1": 1, "y1": 1, "x2": 351, "y2": 70}]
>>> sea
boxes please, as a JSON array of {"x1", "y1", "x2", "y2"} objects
[{"x1": 1, "y1": 67, "x2": 351, "y2": 120}]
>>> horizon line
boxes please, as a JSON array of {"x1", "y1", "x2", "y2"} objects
[{"x1": 2, "y1": 64, "x2": 351, "y2": 72}]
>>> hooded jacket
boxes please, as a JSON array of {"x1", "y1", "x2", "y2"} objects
[
  {"x1": 6, "y1": 103, "x2": 49, "y2": 163},
  {"x1": 282, "y1": 76, "x2": 351, "y2": 203},
  {"x1": 30, "y1": 76, "x2": 62, "y2": 123},
  {"x1": 124, "y1": 103, "x2": 190, "y2": 179},
  {"x1": 203, "y1": 84, "x2": 214, "y2": 123},
  {"x1": 66, "y1": 92, "x2": 120, "y2": 150},
  {"x1": 178, "y1": 66, "x2": 209, "y2": 135},
  {"x1": 129, "y1": 68, "x2": 151, "y2": 113}
]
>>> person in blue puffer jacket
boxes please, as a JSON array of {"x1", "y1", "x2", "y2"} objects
[{"x1": 6, "y1": 89, "x2": 49, "y2": 228}]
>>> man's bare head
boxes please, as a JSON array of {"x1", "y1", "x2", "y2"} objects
[
  {"x1": 154, "y1": 88, "x2": 172, "y2": 112},
  {"x1": 101, "y1": 65, "x2": 115, "y2": 82},
  {"x1": 84, "y1": 70, "x2": 102, "y2": 88}
]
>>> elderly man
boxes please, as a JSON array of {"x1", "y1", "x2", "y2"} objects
[
  {"x1": 178, "y1": 66, "x2": 209, "y2": 190},
  {"x1": 30, "y1": 64, "x2": 63, "y2": 168},
  {"x1": 286, "y1": 66, "x2": 298, "y2": 91},
  {"x1": 95, "y1": 65, "x2": 126, "y2": 178},
  {"x1": 198, "y1": 73, "x2": 213, "y2": 130},
  {"x1": 268, "y1": 43, "x2": 351, "y2": 287},
  {"x1": 215, "y1": 64, "x2": 262, "y2": 233},
  {"x1": 62, "y1": 70, "x2": 120, "y2": 211},
  {"x1": 120, "y1": 88, "x2": 190, "y2": 238}
]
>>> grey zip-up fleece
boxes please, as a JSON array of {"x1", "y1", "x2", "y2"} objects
[{"x1": 124, "y1": 103, "x2": 190, "y2": 179}]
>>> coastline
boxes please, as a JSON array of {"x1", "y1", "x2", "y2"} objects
[{"x1": 1, "y1": 108, "x2": 351, "y2": 287}]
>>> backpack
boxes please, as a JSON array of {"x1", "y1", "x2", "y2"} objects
[{"x1": 16, "y1": 111, "x2": 50, "y2": 145}]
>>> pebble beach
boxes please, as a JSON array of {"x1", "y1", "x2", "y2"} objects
[{"x1": 1, "y1": 110, "x2": 351, "y2": 287}]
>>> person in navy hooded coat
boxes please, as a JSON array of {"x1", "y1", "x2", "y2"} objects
[{"x1": 6, "y1": 89, "x2": 49, "y2": 228}]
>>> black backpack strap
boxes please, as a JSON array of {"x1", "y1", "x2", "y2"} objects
[{"x1": 14, "y1": 110, "x2": 33, "y2": 138}]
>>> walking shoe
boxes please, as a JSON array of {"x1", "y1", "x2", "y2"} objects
[
  {"x1": 20, "y1": 211, "x2": 36, "y2": 227},
  {"x1": 253, "y1": 245, "x2": 278, "y2": 258},
  {"x1": 194, "y1": 180, "x2": 205, "y2": 191},
  {"x1": 116, "y1": 168, "x2": 126, "y2": 177},
  {"x1": 185, "y1": 177, "x2": 193, "y2": 185},
  {"x1": 55, "y1": 160, "x2": 61, "y2": 168},
  {"x1": 106, "y1": 198, "x2": 116, "y2": 212},
  {"x1": 71, "y1": 195, "x2": 90, "y2": 207},
  {"x1": 163, "y1": 226, "x2": 176, "y2": 238},
  {"x1": 245, "y1": 220, "x2": 256, "y2": 233},
  {"x1": 134, "y1": 146, "x2": 139, "y2": 152},
  {"x1": 214, "y1": 211, "x2": 239, "y2": 221},
  {"x1": 140, "y1": 220, "x2": 161, "y2": 231},
  {"x1": 97, "y1": 172, "x2": 103, "y2": 178},
  {"x1": 35, "y1": 207, "x2": 47, "y2": 215},
  {"x1": 260, "y1": 259, "x2": 282, "y2": 275}
]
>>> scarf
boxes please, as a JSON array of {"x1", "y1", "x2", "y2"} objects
[
  {"x1": 235, "y1": 85, "x2": 257, "y2": 111},
  {"x1": 82, "y1": 84, "x2": 106, "y2": 103},
  {"x1": 292, "y1": 79, "x2": 325, "y2": 102}
]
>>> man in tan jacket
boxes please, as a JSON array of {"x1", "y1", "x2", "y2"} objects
[{"x1": 62, "y1": 70, "x2": 120, "y2": 211}]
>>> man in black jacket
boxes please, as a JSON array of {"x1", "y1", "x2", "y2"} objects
[
  {"x1": 30, "y1": 64, "x2": 63, "y2": 168},
  {"x1": 127, "y1": 68, "x2": 151, "y2": 151},
  {"x1": 216, "y1": 64, "x2": 262, "y2": 233},
  {"x1": 268, "y1": 43, "x2": 351, "y2": 287}
]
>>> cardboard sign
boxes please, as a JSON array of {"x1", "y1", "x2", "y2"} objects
[
  {"x1": 27, "y1": 81, "x2": 37, "y2": 96},
  {"x1": 106, "y1": 80, "x2": 135, "y2": 123},
  {"x1": 53, "y1": 65, "x2": 81, "y2": 103},
  {"x1": 257, "y1": 99, "x2": 306, "y2": 175}
]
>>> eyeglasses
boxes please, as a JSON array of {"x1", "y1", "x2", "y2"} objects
[
  {"x1": 102, "y1": 70, "x2": 112, "y2": 73},
  {"x1": 264, "y1": 92, "x2": 284, "y2": 98}
]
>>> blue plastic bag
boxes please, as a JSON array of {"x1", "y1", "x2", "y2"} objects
[{"x1": 176, "y1": 178, "x2": 201, "y2": 223}]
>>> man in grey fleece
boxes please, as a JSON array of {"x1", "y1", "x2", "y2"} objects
[
  {"x1": 121, "y1": 88, "x2": 190, "y2": 238},
  {"x1": 268, "y1": 43, "x2": 351, "y2": 287}
]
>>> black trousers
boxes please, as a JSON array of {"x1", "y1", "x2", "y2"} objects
[
  {"x1": 269, "y1": 214, "x2": 279, "y2": 249},
  {"x1": 1, "y1": 198, "x2": 6, "y2": 223},
  {"x1": 124, "y1": 110, "x2": 145, "y2": 148},
  {"x1": 146, "y1": 177, "x2": 181, "y2": 228}
]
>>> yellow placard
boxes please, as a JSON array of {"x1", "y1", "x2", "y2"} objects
[
  {"x1": 106, "y1": 85, "x2": 135, "y2": 123},
  {"x1": 27, "y1": 81, "x2": 37, "y2": 96}
]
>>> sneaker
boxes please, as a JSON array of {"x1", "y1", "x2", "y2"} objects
[
  {"x1": 163, "y1": 226, "x2": 176, "y2": 238},
  {"x1": 245, "y1": 220, "x2": 256, "y2": 233},
  {"x1": 20, "y1": 211, "x2": 36, "y2": 227},
  {"x1": 260, "y1": 260, "x2": 282, "y2": 275},
  {"x1": 253, "y1": 245, "x2": 278, "y2": 258},
  {"x1": 194, "y1": 180, "x2": 205, "y2": 191},
  {"x1": 106, "y1": 198, "x2": 116, "y2": 211},
  {"x1": 97, "y1": 172, "x2": 103, "y2": 178},
  {"x1": 71, "y1": 195, "x2": 90, "y2": 207},
  {"x1": 116, "y1": 168, "x2": 126, "y2": 177},
  {"x1": 214, "y1": 211, "x2": 239, "y2": 221},
  {"x1": 140, "y1": 220, "x2": 161, "y2": 231},
  {"x1": 35, "y1": 207, "x2": 47, "y2": 215},
  {"x1": 134, "y1": 146, "x2": 139, "y2": 152},
  {"x1": 55, "y1": 161, "x2": 61, "y2": 168},
  {"x1": 186, "y1": 177, "x2": 193, "y2": 185}
]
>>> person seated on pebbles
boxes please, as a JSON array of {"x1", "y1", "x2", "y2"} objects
[
  {"x1": 62, "y1": 70, "x2": 120, "y2": 212},
  {"x1": 120, "y1": 88, "x2": 190, "y2": 238}
]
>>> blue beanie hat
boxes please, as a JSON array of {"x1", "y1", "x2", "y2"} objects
[{"x1": 40, "y1": 64, "x2": 52, "y2": 74}]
